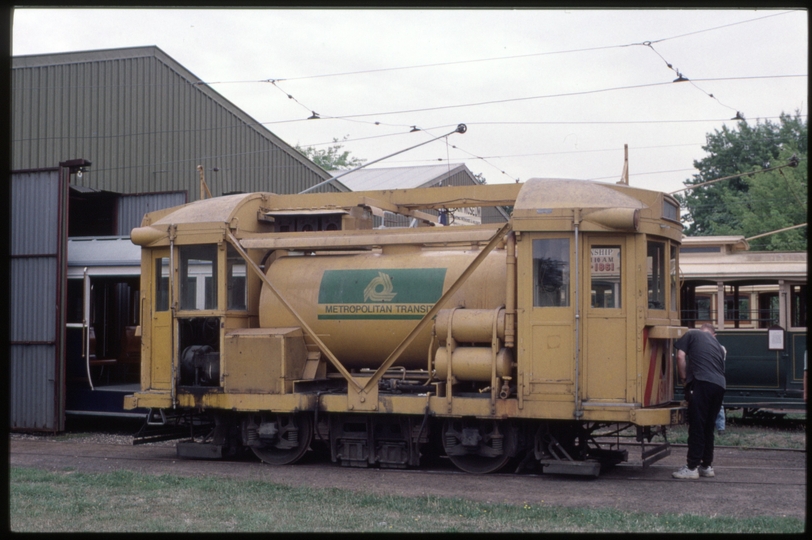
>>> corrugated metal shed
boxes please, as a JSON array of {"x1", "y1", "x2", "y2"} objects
[
  {"x1": 118, "y1": 192, "x2": 187, "y2": 233},
  {"x1": 11, "y1": 169, "x2": 67, "y2": 431},
  {"x1": 12, "y1": 46, "x2": 340, "y2": 196}
]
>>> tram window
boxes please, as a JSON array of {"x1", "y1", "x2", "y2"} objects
[
  {"x1": 696, "y1": 295, "x2": 712, "y2": 321},
  {"x1": 647, "y1": 241, "x2": 666, "y2": 310},
  {"x1": 725, "y1": 296, "x2": 750, "y2": 321},
  {"x1": 180, "y1": 245, "x2": 218, "y2": 310},
  {"x1": 590, "y1": 246, "x2": 621, "y2": 308},
  {"x1": 155, "y1": 257, "x2": 170, "y2": 312},
  {"x1": 663, "y1": 198, "x2": 679, "y2": 222},
  {"x1": 227, "y1": 244, "x2": 247, "y2": 311},
  {"x1": 66, "y1": 279, "x2": 83, "y2": 323},
  {"x1": 791, "y1": 285, "x2": 807, "y2": 327},
  {"x1": 182, "y1": 277, "x2": 197, "y2": 309},
  {"x1": 670, "y1": 245, "x2": 678, "y2": 313},
  {"x1": 758, "y1": 292, "x2": 780, "y2": 328},
  {"x1": 533, "y1": 238, "x2": 570, "y2": 307}
]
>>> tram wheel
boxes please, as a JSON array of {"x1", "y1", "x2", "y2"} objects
[
  {"x1": 250, "y1": 413, "x2": 313, "y2": 466},
  {"x1": 442, "y1": 419, "x2": 515, "y2": 474}
]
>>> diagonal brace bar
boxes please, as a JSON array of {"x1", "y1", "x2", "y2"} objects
[
  {"x1": 361, "y1": 222, "x2": 513, "y2": 394},
  {"x1": 226, "y1": 232, "x2": 362, "y2": 392}
]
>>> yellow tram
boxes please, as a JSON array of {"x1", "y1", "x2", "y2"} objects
[{"x1": 124, "y1": 177, "x2": 686, "y2": 475}]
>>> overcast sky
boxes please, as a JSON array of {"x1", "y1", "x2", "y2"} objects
[{"x1": 11, "y1": 7, "x2": 809, "y2": 194}]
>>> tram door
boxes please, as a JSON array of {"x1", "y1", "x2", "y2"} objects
[
  {"x1": 518, "y1": 234, "x2": 576, "y2": 408},
  {"x1": 146, "y1": 249, "x2": 172, "y2": 389},
  {"x1": 583, "y1": 236, "x2": 628, "y2": 402}
]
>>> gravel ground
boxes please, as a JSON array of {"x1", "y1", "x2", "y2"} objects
[{"x1": 9, "y1": 418, "x2": 179, "y2": 447}]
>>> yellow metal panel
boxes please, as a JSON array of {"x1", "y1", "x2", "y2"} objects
[
  {"x1": 648, "y1": 325, "x2": 687, "y2": 339},
  {"x1": 585, "y1": 317, "x2": 626, "y2": 400},
  {"x1": 148, "y1": 249, "x2": 172, "y2": 390},
  {"x1": 175, "y1": 391, "x2": 316, "y2": 411},
  {"x1": 347, "y1": 376, "x2": 379, "y2": 411},
  {"x1": 223, "y1": 328, "x2": 307, "y2": 394},
  {"x1": 125, "y1": 391, "x2": 173, "y2": 410},
  {"x1": 630, "y1": 405, "x2": 686, "y2": 426},
  {"x1": 532, "y1": 324, "x2": 574, "y2": 385}
]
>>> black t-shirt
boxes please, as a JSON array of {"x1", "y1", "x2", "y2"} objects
[{"x1": 674, "y1": 330, "x2": 726, "y2": 389}]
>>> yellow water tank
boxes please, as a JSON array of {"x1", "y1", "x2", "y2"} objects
[{"x1": 259, "y1": 247, "x2": 507, "y2": 369}]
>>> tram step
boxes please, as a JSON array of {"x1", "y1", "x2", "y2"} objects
[
  {"x1": 539, "y1": 460, "x2": 602, "y2": 477},
  {"x1": 176, "y1": 441, "x2": 224, "y2": 460}
]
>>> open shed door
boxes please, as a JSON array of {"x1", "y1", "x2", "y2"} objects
[{"x1": 10, "y1": 166, "x2": 71, "y2": 431}]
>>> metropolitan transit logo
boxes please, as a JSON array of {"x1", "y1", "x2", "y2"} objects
[
  {"x1": 363, "y1": 272, "x2": 397, "y2": 302},
  {"x1": 318, "y1": 268, "x2": 447, "y2": 320}
]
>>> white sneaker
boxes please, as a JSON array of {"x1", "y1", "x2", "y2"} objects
[
  {"x1": 672, "y1": 465, "x2": 699, "y2": 479},
  {"x1": 699, "y1": 465, "x2": 715, "y2": 477}
]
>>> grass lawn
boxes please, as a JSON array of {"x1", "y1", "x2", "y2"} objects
[{"x1": 9, "y1": 467, "x2": 804, "y2": 533}]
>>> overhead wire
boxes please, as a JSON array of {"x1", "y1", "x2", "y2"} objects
[
  {"x1": 188, "y1": 10, "x2": 798, "y2": 85},
  {"x1": 181, "y1": 11, "x2": 804, "y2": 132},
  {"x1": 291, "y1": 76, "x2": 805, "y2": 122},
  {"x1": 14, "y1": 10, "x2": 806, "y2": 189}
]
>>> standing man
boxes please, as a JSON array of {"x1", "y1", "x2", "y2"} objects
[{"x1": 672, "y1": 323, "x2": 726, "y2": 479}]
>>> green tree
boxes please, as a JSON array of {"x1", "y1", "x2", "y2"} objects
[
  {"x1": 677, "y1": 112, "x2": 807, "y2": 250},
  {"x1": 295, "y1": 137, "x2": 365, "y2": 171},
  {"x1": 720, "y1": 147, "x2": 807, "y2": 250}
]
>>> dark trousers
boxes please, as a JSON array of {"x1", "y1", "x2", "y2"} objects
[{"x1": 685, "y1": 379, "x2": 725, "y2": 469}]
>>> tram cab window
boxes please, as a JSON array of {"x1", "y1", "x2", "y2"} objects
[
  {"x1": 179, "y1": 245, "x2": 218, "y2": 311},
  {"x1": 533, "y1": 238, "x2": 570, "y2": 307},
  {"x1": 155, "y1": 257, "x2": 170, "y2": 312},
  {"x1": 647, "y1": 241, "x2": 666, "y2": 310},
  {"x1": 590, "y1": 246, "x2": 621, "y2": 308},
  {"x1": 227, "y1": 244, "x2": 247, "y2": 311}
]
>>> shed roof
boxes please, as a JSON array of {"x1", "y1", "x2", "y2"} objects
[
  {"x1": 334, "y1": 164, "x2": 473, "y2": 191},
  {"x1": 12, "y1": 46, "x2": 338, "y2": 195}
]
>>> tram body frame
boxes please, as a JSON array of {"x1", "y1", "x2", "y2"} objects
[{"x1": 125, "y1": 178, "x2": 687, "y2": 474}]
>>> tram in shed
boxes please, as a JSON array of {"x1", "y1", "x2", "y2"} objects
[
  {"x1": 679, "y1": 236, "x2": 807, "y2": 415},
  {"x1": 65, "y1": 236, "x2": 148, "y2": 418}
]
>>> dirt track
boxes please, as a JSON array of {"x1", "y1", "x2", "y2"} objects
[{"x1": 10, "y1": 438, "x2": 806, "y2": 520}]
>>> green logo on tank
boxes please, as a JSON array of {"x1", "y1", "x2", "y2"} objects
[{"x1": 318, "y1": 268, "x2": 447, "y2": 320}]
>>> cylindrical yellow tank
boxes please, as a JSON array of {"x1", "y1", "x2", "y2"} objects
[
  {"x1": 435, "y1": 308, "x2": 505, "y2": 343},
  {"x1": 434, "y1": 347, "x2": 513, "y2": 382},
  {"x1": 259, "y1": 247, "x2": 507, "y2": 369}
]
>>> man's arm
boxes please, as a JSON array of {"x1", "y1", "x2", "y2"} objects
[{"x1": 677, "y1": 349, "x2": 687, "y2": 382}]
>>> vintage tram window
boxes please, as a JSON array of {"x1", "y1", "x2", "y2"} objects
[
  {"x1": 646, "y1": 241, "x2": 666, "y2": 310},
  {"x1": 663, "y1": 198, "x2": 679, "y2": 222},
  {"x1": 757, "y1": 292, "x2": 780, "y2": 328},
  {"x1": 670, "y1": 244, "x2": 678, "y2": 313},
  {"x1": 155, "y1": 257, "x2": 170, "y2": 312},
  {"x1": 227, "y1": 244, "x2": 247, "y2": 311},
  {"x1": 533, "y1": 238, "x2": 570, "y2": 307},
  {"x1": 179, "y1": 245, "x2": 218, "y2": 311},
  {"x1": 695, "y1": 295, "x2": 712, "y2": 321},
  {"x1": 590, "y1": 246, "x2": 621, "y2": 308},
  {"x1": 724, "y1": 286, "x2": 749, "y2": 324},
  {"x1": 791, "y1": 285, "x2": 807, "y2": 327}
]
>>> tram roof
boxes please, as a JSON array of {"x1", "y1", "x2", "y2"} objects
[
  {"x1": 68, "y1": 236, "x2": 141, "y2": 267},
  {"x1": 680, "y1": 236, "x2": 806, "y2": 281}
]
